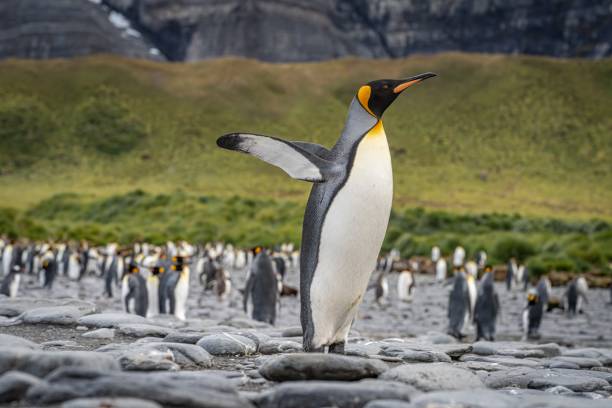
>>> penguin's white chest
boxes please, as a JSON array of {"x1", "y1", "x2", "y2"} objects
[{"x1": 310, "y1": 123, "x2": 393, "y2": 347}]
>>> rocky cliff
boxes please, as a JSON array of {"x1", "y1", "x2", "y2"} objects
[
  {"x1": 0, "y1": 0, "x2": 160, "y2": 60},
  {"x1": 103, "y1": 0, "x2": 612, "y2": 61},
  {"x1": 1, "y1": 0, "x2": 611, "y2": 62}
]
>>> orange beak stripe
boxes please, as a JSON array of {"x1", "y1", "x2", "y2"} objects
[{"x1": 393, "y1": 79, "x2": 420, "y2": 94}]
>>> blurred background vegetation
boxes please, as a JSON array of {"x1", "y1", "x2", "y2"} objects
[{"x1": 0, "y1": 54, "x2": 610, "y2": 276}]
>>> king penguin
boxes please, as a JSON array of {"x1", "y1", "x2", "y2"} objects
[
  {"x1": 218, "y1": 73, "x2": 436, "y2": 352},
  {"x1": 121, "y1": 263, "x2": 148, "y2": 318},
  {"x1": 0, "y1": 263, "x2": 23, "y2": 298},
  {"x1": 473, "y1": 269, "x2": 499, "y2": 341}
]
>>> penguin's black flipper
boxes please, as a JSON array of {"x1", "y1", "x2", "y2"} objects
[{"x1": 217, "y1": 133, "x2": 337, "y2": 182}]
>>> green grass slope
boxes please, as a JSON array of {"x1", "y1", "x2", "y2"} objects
[{"x1": 0, "y1": 54, "x2": 610, "y2": 219}]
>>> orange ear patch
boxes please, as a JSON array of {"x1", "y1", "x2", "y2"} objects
[{"x1": 357, "y1": 85, "x2": 376, "y2": 116}]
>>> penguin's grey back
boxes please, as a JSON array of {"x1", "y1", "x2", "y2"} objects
[
  {"x1": 448, "y1": 272, "x2": 469, "y2": 335},
  {"x1": 474, "y1": 272, "x2": 499, "y2": 338},
  {"x1": 247, "y1": 252, "x2": 278, "y2": 325}
]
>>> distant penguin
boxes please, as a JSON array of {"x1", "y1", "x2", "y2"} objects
[
  {"x1": 67, "y1": 252, "x2": 80, "y2": 281},
  {"x1": 452, "y1": 246, "x2": 465, "y2": 268},
  {"x1": 218, "y1": 73, "x2": 436, "y2": 352},
  {"x1": 431, "y1": 246, "x2": 441, "y2": 263},
  {"x1": 506, "y1": 258, "x2": 517, "y2": 291},
  {"x1": 447, "y1": 271, "x2": 470, "y2": 339},
  {"x1": 104, "y1": 255, "x2": 120, "y2": 298},
  {"x1": 146, "y1": 266, "x2": 164, "y2": 318},
  {"x1": 199, "y1": 255, "x2": 219, "y2": 290},
  {"x1": 215, "y1": 267, "x2": 232, "y2": 300},
  {"x1": 244, "y1": 250, "x2": 278, "y2": 325},
  {"x1": 515, "y1": 264, "x2": 525, "y2": 288},
  {"x1": 1, "y1": 243, "x2": 13, "y2": 278},
  {"x1": 466, "y1": 273, "x2": 477, "y2": 323},
  {"x1": 374, "y1": 270, "x2": 389, "y2": 306},
  {"x1": 536, "y1": 276, "x2": 552, "y2": 310},
  {"x1": 435, "y1": 258, "x2": 447, "y2": 282},
  {"x1": 476, "y1": 250, "x2": 487, "y2": 271},
  {"x1": 565, "y1": 276, "x2": 588, "y2": 316},
  {"x1": 161, "y1": 256, "x2": 190, "y2": 320},
  {"x1": 235, "y1": 250, "x2": 247, "y2": 270},
  {"x1": 473, "y1": 270, "x2": 499, "y2": 341},
  {"x1": 523, "y1": 289, "x2": 543, "y2": 340},
  {"x1": 272, "y1": 255, "x2": 287, "y2": 282},
  {"x1": 397, "y1": 270, "x2": 415, "y2": 302},
  {"x1": 0, "y1": 264, "x2": 23, "y2": 298},
  {"x1": 465, "y1": 261, "x2": 478, "y2": 278},
  {"x1": 121, "y1": 263, "x2": 148, "y2": 318},
  {"x1": 40, "y1": 253, "x2": 57, "y2": 290},
  {"x1": 519, "y1": 264, "x2": 529, "y2": 291},
  {"x1": 576, "y1": 276, "x2": 589, "y2": 313}
]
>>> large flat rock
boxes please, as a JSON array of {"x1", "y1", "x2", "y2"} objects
[
  {"x1": 0, "y1": 349, "x2": 120, "y2": 378},
  {"x1": 196, "y1": 333, "x2": 257, "y2": 356},
  {"x1": 259, "y1": 353, "x2": 387, "y2": 382},
  {"x1": 379, "y1": 363, "x2": 485, "y2": 392},
  {"x1": 254, "y1": 379, "x2": 419, "y2": 408},
  {"x1": 484, "y1": 367, "x2": 610, "y2": 392},
  {"x1": 0, "y1": 298, "x2": 96, "y2": 318},
  {"x1": 26, "y1": 368, "x2": 253, "y2": 408},
  {"x1": 22, "y1": 306, "x2": 92, "y2": 325},
  {"x1": 77, "y1": 313, "x2": 148, "y2": 329},
  {"x1": 0, "y1": 334, "x2": 40, "y2": 350}
]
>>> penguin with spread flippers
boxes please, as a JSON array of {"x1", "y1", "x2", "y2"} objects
[
  {"x1": 243, "y1": 249, "x2": 278, "y2": 325},
  {"x1": 447, "y1": 270, "x2": 469, "y2": 339},
  {"x1": 218, "y1": 73, "x2": 436, "y2": 352},
  {"x1": 0, "y1": 263, "x2": 23, "y2": 298},
  {"x1": 473, "y1": 269, "x2": 499, "y2": 341},
  {"x1": 121, "y1": 263, "x2": 148, "y2": 318}
]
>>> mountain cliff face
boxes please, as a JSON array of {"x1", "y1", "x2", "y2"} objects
[
  {"x1": 1, "y1": 0, "x2": 611, "y2": 62},
  {"x1": 0, "y1": 0, "x2": 159, "y2": 60},
  {"x1": 103, "y1": 0, "x2": 612, "y2": 61}
]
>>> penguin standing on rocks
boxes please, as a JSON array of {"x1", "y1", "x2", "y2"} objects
[
  {"x1": 215, "y1": 267, "x2": 232, "y2": 301},
  {"x1": 218, "y1": 73, "x2": 436, "y2": 352},
  {"x1": 243, "y1": 249, "x2": 278, "y2": 325},
  {"x1": 435, "y1": 257, "x2": 447, "y2": 282},
  {"x1": 523, "y1": 288, "x2": 543, "y2": 340},
  {"x1": 146, "y1": 265, "x2": 164, "y2": 318},
  {"x1": 466, "y1": 272, "x2": 477, "y2": 324},
  {"x1": 473, "y1": 269, "x2": 499, "y2": 341},
  {"x1": 506, "y1": 257, "x2": 517, "y2": 291},
  {"x1": 40, "y1": 250, "x2": 57, "y2": 290},
  {"x1": 373, "y1": 269, "x2": 389, "y2": 306},
  {"x1": 397, "y1": 269, "x2": 415, "y2": 302},
  {"x1": 0, "y1": 264, "x2": 23, "y2": 298},
  {"x1": 161, "y1": 256, "x2": 190, "y2": 320},
  {"x1": 536, "y1": 276, "x2": 552, "y2": 310},
  {"x1": 121, "y1": 263, "x2": 148, "y2": 318},
  {"x1": 564, "y1": 276, "x2": 588, "y2": 316},
  {"x1": 447, "y1": 270, "x2": 469, "y2": 339}
]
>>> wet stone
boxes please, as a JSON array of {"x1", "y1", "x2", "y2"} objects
[
  {"x1": 254, "y1": 379, "x2": 419, "y2": 408},
  {"x1": 259, "y1": 353, "x2": 388, "y2": 381},
  {"x1": 77, "y1": 313, "x2": 148, "y2": 328},
  {"x1": 0, "y1": 371, "x2": 41, "y2": 403},
  {"x1": 61, "y1": 397, "x2": 162, "y2": 408},
  {"x1": 0, "y1": 349, "x2": 120, "y2": 378},
  {"x1": 0, "y1": 298, "x2": 96, "y2": 318},
  {"x1": 379, "y1": 363, "x2": 485, "y2": 392},
  {"x1": 380, "y1": 346, "x2": 452, "y2": 363},
  {"x1": 117, "y1": 324, "x2": 175, "y2": 338},
  {"x1": 26, "y1": 368, "x2": 253, "y2": 408},
  {"x1": 485, "y1": 367, "x2": 610, "y2": 392},
  {"x1": 196, "y1": 333, "x2": 257, "y2": 356},
  {"x1": 0, "y1": 333, "x2": 40, "y2": 350},
  {"x1": 82, "y1": 328, "x2": 115, "y2": 339},
  {"x1": 22, "y1": 306, "x2": 91, "y2": 325},
  {"x1": 163, "y1": 331, "x2": 205, "y2": 344},
  {"x1": 258, "y1": 339, "x2": 302, "y2": 354}
]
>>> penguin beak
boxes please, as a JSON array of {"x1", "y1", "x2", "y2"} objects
[{"x1": 393, "y1": 72, "x2": 437, "y2": 94}]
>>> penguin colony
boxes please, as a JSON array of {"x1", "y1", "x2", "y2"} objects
[{"x1": 0, "y1": 236, "x2": 597, "y2": 345}]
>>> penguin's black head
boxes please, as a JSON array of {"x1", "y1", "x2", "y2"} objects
[{"x1": 358, "y1": 72, "x2": 437, "y2": 119}]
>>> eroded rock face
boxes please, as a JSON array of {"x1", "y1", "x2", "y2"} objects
[
  {"x1": 0, "y1": 0, "x2": 160, "y2": 60},
  {"x1": 103, "y1": 0, "x2": 612, "y2": 61}
]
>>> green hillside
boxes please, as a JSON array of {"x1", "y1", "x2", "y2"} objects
[{"x1": 0, "y1": 53, "x2": 610, "y2": 220}]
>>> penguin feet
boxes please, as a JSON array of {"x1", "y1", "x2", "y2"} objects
[{"x1": 328, "y1": 341, "x2": 345, "y2": 354}]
